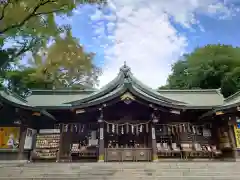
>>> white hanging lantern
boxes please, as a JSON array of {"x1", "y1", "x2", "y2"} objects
[
  {"x1": 183, "y1": 124, "x2": 186, "y2": 132},
  {"x1": 64, "y1": 124, "x2": 68, "y2": 132},
  {"x1": 74, "y1": 124, "x2": 77, "y2": 132},
  {"x1": 81, "y1": 124, "x2": 85, "y2": 132},
  {"x1": 112, "y1": 124, "x2": 115, "y2": 133},
  {"x1": 192, "y1": 125, "x2": 196, "y2": 134}
]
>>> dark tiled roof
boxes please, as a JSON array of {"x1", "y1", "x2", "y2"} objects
[{"x1": 0, "y1": 64, "x2": 238, "y2": 112}]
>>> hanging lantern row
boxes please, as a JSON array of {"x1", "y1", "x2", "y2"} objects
[
  {"x1": 104, "y1": 120, "x2": 151, "y2": 135},
  {"x1": 156, "y1": 122, "x2": 212, "y2": 136}
]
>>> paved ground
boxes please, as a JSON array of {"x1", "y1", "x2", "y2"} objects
[{"x1": 0, "y1": 161, "x2": 240, "y2": 179}]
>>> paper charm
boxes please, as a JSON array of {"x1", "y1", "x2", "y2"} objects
[
  {"x1": 112, "y1": 124, "x2": 115, "y2": 133},
  {"x1": 140, "y1": 125, "x2": 143, "y2": 133}
]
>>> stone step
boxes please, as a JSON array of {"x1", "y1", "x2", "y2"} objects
[{"x1": 1, "y1": 162, "x2": 240, "y2": 179}]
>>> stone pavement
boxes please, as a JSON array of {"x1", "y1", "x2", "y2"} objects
[{"x1": 0, "y1": 161, "x2": 240, "y2": 179}]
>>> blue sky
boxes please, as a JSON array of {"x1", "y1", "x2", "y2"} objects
[{"x1": 57, "y1": 0, "x2": 240, "y2": 88}]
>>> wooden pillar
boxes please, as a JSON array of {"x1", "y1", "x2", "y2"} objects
[
  {"x1": 17, "y1": 124, "x2": 27, "y2": 160},
  {"x1": 151, "y1": 122, "x2": 158, "y2": 162},
  {"x1": 98, "y1": 119, "x2": 104, "y2": 162},
  {"x1": 56, "y1": 133, "x2": 63, "y2": 162},
  {"x1": 228, "y1": 116, "x2": 238, "y2": 159},
  {"x1": 55, "y1": 123, "x2": 62, "y2": 162}
]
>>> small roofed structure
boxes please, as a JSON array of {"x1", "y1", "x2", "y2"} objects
[{"x1": 0, "y1": 63, "x2": 239, "y2": 162}]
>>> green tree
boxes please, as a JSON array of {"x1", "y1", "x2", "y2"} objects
[
  {"x1": 4, "y1": 67, "x2": 51, "y2": 96},
  {"x1": 0, "y1": 0, "x2": 105, "y2": 67},
  {"x1": 160, "y1": 44, "x2": 240, "y2": 97},
  {"x1": 221, "y1": 67, "x2": 240, "y2": 97},
  {"x1": 29, "y1": 29, "x2": 101, "y2": 88},
  {"x1": 0, "y1": 0, "x2": 104, "y2": 94},
  {"x1": 4, "y1": 30, "x2": 100, "y2": 96}
]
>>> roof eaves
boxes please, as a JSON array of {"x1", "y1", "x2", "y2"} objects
[
  {"x1": 0, "y1": 91, "x2": 31, "y2": 107},
  {"x1": 2, "y1": 88, "x2": 28, "y2": 103},
  {"x1": 129, "y1": 73, "x2": 187, "y2": 104},
  {"x1": 30, "y1": 89, "x2": 96, "y2": 95},
  {"x1": 0, "y1": 90, "x2": 56, "y2": 120},
  {"x1": 72, "y1": 84, "x2": 127, "y2": 108},
  {"x1": 130, "y1": 85, "x2": 187, "y2": 109},
  {"x1": 34, "y1": 104, "x2": 72, "y2": 110},
  {"x1": 224, "y1": 91, "x2": 240, "y2": 102},
  {"x1": 40, "y1": 110, "x2": 56, "y2": 120},
  {"x1": 216, "y1": 102, "x2": 240, "y2": 111},
  {"x1": 66, "y1": 72, "x2": 124, "y2": 105},
  {"x1": 157, "y1": 89, "x2": 221, "y2": 93},
  {"x1": 199, "y1": 102, "x2": 240, "y2": 120}
]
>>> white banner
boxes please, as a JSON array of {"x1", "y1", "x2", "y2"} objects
[
  {"x1": 100, "y1": 128, "x2": 104, "y2": 140},
  {"x1": 39, "y1": 129, "x2": 60, "y2": 134},
  {"x1": 152, "y1": 127, "x2": 156, "y2": 140},
  {"x1": 24, "y1": 128, "x2": 37, "y2": 150}
]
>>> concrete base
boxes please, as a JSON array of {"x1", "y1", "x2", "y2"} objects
[
  {"x1": 157, "y1": 158, "x2": 236, "y2": 162},
  {"x1": 152, "y1": 159, "x2": 159, "y2": 162},
  {"x1": 1, "y1": 162, "x2": 240, "y2": 179},
  {"x1": 98, "y1": 160, "x2": 104, "y2": 163},
  {"x1": 0, "y1": 160, "x2": 28, "y2": 164}
]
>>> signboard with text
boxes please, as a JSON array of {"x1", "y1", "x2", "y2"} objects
[{"x1": 234, "y1": 124, "x2": 240, "y2": 149}]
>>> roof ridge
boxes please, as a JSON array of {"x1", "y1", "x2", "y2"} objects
[
  {"x1": 224, "y1": 90, "x2": 240, "y2": 102},
  {"x1": 63, "y1": 72, "x2": 124, "y2": 104},
  {"x1": 157, "y1": 89, "x2": 221, "y2": 92},
  {"x1": 30, "y1": 89, "x2": 96, "y2": 94},
  {"x1": 2, "y1": 88, "x2": 28, "y2": 103},
  {"x1": 128, "y1": 72, "x2": 186, "y2": 104},
  {"x1": 31, "y1": 88, "x2": 96, "y2": 91}
]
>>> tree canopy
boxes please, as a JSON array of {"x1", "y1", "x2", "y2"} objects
[
  {"x1": 0, "y1": 0, "x2": 105, "y2": 67},
  {"x1": 4, "y1": 30, "x2": 101, "y2": 96},
  {"x1": 0, "y1": 0, "x2": 105, "y2": 95},
  {"x1": 160, "y1": 44, "x2": 240, "y2": 97}
]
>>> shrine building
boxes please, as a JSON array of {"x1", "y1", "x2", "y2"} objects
[{"x1": 0, "y1": 64, "x2": 239, "y2": 162}]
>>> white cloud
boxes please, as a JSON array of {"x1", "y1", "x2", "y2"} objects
[{"x1": 91, "y1": 0, "x2": 237, "y2": 88}]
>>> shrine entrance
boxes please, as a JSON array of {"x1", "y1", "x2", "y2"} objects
[
  {"x1": 99, "y1": 97, "x2": 155, "y2": 162},
  {"x1": 104, "y1": 119, "x2": 152, "y2": 162}
]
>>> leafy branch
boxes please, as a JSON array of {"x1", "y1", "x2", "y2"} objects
[
  {"x1": 0, "y1": 0, "x2": 10, "y2": 21},
  {"x1": 0, "y1": 0, "x2": 67, "y2": 34}
]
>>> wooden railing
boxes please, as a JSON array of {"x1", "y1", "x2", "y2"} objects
[{"x1": 105, "y1": 148, "x2": 152, "y2": 162}]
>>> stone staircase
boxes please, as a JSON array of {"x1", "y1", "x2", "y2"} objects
[{"x1": 0, "y1": 162, "x2": 240, "y2": 179}]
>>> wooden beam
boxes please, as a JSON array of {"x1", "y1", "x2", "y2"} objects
[
  {"x1": 215, "y1": 111, "x2": 224, "y2": 115},
  {"x1": 32, "y1": 112, "x2": 41, "y2": 116}
]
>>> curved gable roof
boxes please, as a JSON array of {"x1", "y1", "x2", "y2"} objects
[
  {"x1": 65, "y1": 64, "x2": 187, "y2": 108},
  {"x1": 0, "y1": 63, "x2": 227, "y2": 111}
]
